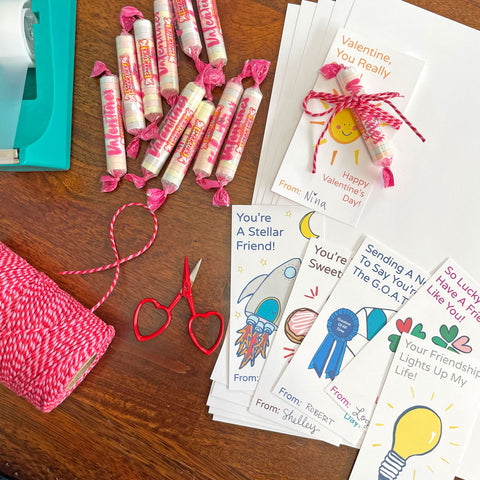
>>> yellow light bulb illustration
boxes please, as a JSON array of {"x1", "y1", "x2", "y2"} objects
[{"x1": 378, "y1": 406, "x2": 442, "y2": 480}]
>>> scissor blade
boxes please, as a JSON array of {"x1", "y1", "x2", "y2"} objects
[{"x1": 189, "y1": 259, "x2": 202, "y2": 285}]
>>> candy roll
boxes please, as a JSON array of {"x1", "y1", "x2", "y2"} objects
[
  {"x1": 147, "y1": 100, "x2": 215, "y2": 211},
  {"x1": 171, "y1": 0, "x2": 202, "y2": 64},
  {"x1": 133, "y1": 18, "x2": 163, "y2": 123},
  {"x1": 212, "y1": 60, "x2": 270, "y2": 206},
  {"x1": 195, "y1": 0, "x2": 227, "y2": 68},
  {"x1": 116, "y1": 24, "x2": 145, "y2": 136},
  {"x1": 333, "y1": 65, "x2": 394, "y2": 186},
  {"x1": 90, "y1": 61, "x2": 126, "y2": 193},
  {"x1": 154, "y1": 0, "x2": 179, "y2": 106},
  {"x1": 193, "y1": 60, "x2": 250, "y2": 183}
]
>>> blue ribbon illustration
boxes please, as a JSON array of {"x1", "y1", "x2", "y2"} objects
[{"x1": 309, "y1": 308, "x2": 359, "y2": 380}]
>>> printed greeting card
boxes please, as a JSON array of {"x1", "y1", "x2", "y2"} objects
[
  {"x1": 348, "y1": 335, "x2": 480, "y2": 480},
  {"x1": 248, "y1": 238, "x2": 352, "y2": 441},
  {"x1": 272, "y1": 236, "x2": 427, "y2": 444},
  {"x1": 326, "y1": 259, "x2": 480, "y2": 447},
  {"x1": 228, "y1": 205, "x2": 325, "y2": 390},
  {"x1": 271, "y1": 27, "x2": 424, "y2": 225}
]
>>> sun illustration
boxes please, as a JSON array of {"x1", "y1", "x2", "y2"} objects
[
  {"x1": 329, "y1": 108, "x2": 361, "y2": 144},
  {"x1": 310, "y1": 88, "x2": 361, "y2": 166}
]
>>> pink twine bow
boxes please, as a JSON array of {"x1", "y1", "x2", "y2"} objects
[{"x1": 303, "y1": 89, "x2": 425, "y2": 174}]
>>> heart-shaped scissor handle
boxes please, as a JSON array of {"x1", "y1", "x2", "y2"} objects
[
  {"x1": 188, "y1": 311, "x2": 225, "y2": 355},
  {"x1": 133, "y1": 298, "x2": 171, "y2": 342}
]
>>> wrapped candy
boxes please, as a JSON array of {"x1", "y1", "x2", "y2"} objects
[
  {"x1": 193, "y1": 60, "x2": 250, "y2": 184},
  {"x1": 195, "y1": 0, "x2": 227, "y2": 68},
  {"x1": 118, "y1": 7, "x2": 163, "y2": 159},
  {"x1": 116, "y1": 7, "x2": 145, "y2": 137},
  {"x1": 126, "y1": 64, "x2": 224, "y2": 188},
  {"x1": 147, "y1": 100, "x2": 215, "y2": 211},
  {"x1": 133, "y1": 14, "x2": 163, "y2": 123},
  {"x1": 171, "y1": 0, "x2": 202, "y2": 67},
  {"x1": 317, "y1": 63, "x2": 425, "y2": 187},
  {"x1": 201, "y1": 60, "x2": 270, "y2": 207},
  {"x1": 90, "y1": 61, "x2": 126, "y2": 193},
  {"x1": 154, "y1": 0, "x2": 179, "y2": 106}
]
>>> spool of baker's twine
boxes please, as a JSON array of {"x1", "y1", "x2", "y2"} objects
[{"x1": 0, "y1": 203, "x2": 158, "y2": 412}]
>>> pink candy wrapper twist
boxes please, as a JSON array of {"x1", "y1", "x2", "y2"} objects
[
  {"x1": 91, "y1": 61, "x2": 127, "y2": 193},
  {"x1": 199, "y1": 59, "x2": 270, "y2": 207},
  {"x1": 304, "y1": 62, "x2": 425, "y2": 186}
]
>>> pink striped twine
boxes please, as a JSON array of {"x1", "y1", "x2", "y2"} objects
[
  {"x1": 59, "y1": 203, "x2": 158, "y2": 312},
  {"x1": 0, "y1": 242, "x2": 115, "y2": 412},
  {"x1": 0, "y1": 203, "x2": 157, "y2": 412}
]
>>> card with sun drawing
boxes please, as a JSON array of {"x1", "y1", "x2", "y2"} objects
[
  {"x1": 228, "y1": 205, "x2": 325, "y2": 391},
  {"x1": 348, "y1": 335, "x2": 480, "y2": 480},
  {"x1": 271, "y1": 27, "x2": 424, "y2": 226}
]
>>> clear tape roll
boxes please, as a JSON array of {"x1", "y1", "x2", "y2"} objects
[{"x1": 0, "y1": 0, "x2": 37, "y2": 150}]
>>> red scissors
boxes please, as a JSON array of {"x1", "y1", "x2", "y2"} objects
[{"x1": 133, "y1": 256, "x2": 224, "y2": 355}]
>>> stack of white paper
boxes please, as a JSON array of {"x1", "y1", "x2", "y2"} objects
[{"x1": 209, "y1": 0, "x2": 480, "y2": 478}]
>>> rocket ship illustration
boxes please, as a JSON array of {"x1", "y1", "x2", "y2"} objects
[{"x1": 235, "y1": 258, "x2": 301, "y2": 368}]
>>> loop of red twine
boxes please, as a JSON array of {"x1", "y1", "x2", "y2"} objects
[
  {"x1": 59, "y1": 203, "x2": 158, "y2": 312},
  {"x1": 303, "y1": 90, "x2": 425, "y2": 174}
]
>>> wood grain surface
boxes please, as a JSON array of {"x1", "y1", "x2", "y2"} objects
[{"x1": 0, "y1": 0, "x2": 479, "y2": 479}]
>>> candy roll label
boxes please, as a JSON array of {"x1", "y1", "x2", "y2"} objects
[
  {"x1": 217, "y1": 87, "x2": 262, "y2": 181},
  {"x1": 100, "y1": 76, "x2": 126, "y2": 174}
]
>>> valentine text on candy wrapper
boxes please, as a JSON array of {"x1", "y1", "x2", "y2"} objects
[
  {"x1": 155, "y1": 15, "x2": 176, "y2": 70},
  {"x1": 197, "y1": 0, "x2": 223, "y2": 48},
  {"x1": 103, "y1": 90, "x2": 125, "y2": 154}
]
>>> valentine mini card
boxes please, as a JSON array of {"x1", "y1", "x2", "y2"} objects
[
  {"x1": 228, "y1": 205, "x2": 325, "y2": 391},
  {"x1": 271, "y1": 27, "x2": 424, "y2": 226},
  {"x1": 248, "y1": 238, "x2": 352, "y2": 441}
]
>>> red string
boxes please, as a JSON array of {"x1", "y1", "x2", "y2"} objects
[
  {"x1": 0, "y1": 242, "x2": 115, "y2": 412},
  {"x1": 303, "y1": 90, "x2": 425, "y2": 173},
  {"x1": 59, "y1": 203, "x2": 158, "y2": 312}
]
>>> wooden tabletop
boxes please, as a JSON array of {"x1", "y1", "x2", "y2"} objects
[{"x1": 1, "y1": 0, "x2": 479, "y2": 479}]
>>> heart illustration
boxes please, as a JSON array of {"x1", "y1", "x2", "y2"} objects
[
  {"x1": 432, "y1": 336, "x2": 447, "y2": 348},
  {"x1": 440, "y1": 324, "x2": 459, "y2": 343},
  {"x1": 410, "y1": 323, "x2": 426, "y2": 340},
  {"x1": 133, "y1": 298, "x2": 171, "y2": 342},
  {"x1": 388, "y1": 334, "x2": 401, "y2": 352},
  {"x1": 188, "y1": 311, "x2": 224, "y2": 355},
  {"x1": 396, "y1": 317, "x2": 412, "y2": 334},
  {"x1": 452, "y1": 336, "x2": 473, "y2": 354}
]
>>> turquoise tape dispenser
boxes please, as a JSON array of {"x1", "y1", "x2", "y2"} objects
[{"x1": 0, "y1": 0, "x2": 77, "y2": 171}]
